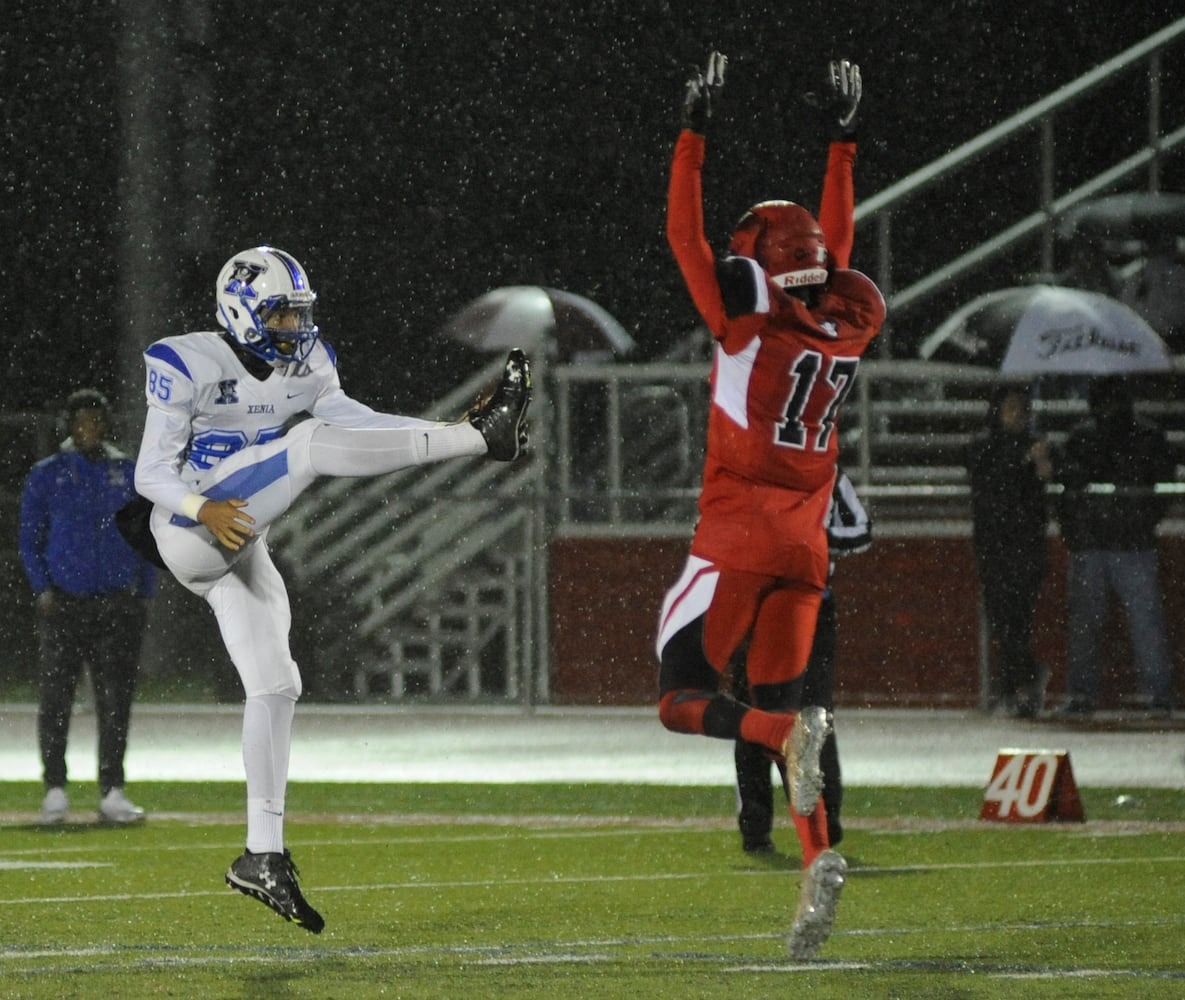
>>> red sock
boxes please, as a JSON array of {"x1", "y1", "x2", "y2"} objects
[
  {"x1": 657, "y1": 691, "x2": 708, "y2": 735},
  {"x1": 792, "y1": 798, "x2": 830, "y2": 868},
  {"x1": 739, "y1": 709, "x2": 795, "y2": 756}
]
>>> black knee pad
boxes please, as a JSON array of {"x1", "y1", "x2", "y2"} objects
[
  {"x1": 658, "y1": 620, "x2": 718, "y2": 696},
  {"x1": 749, "y1": 677, "x2": 803, "y2": 712}
]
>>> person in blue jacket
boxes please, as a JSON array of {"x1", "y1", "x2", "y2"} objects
[{"x1": 18, "y1": 388, "x2": 157, "y2": 824}]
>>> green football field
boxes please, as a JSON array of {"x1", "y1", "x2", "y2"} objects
[{"x1": 2, "y1": 781, "x2": 1184, "y2": 999}]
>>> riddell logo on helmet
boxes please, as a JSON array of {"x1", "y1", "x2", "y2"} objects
[
  {"x1": 773, "y1": 266, "x2": 829, "y2": 288},
  {"x1": 770, "y1": 244, "x2": 828, "y2": 289}
]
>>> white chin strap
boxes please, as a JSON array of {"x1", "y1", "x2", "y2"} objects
[{"x1": 771, "y1": 268, "x2": 828, "y2": 289}]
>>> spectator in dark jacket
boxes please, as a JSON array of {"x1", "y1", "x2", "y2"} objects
[
  {"x1": 966, "y1": 384, "x2": 1052, "y2": 717},
  {"x1": 1055, "y1": 377, "x2": 1176, "y2": 716},
  {"x1": 18, "y1": 389, "x2": 156, "y2": 824}
]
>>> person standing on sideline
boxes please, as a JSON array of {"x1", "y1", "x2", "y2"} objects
[
  {"x1": 1055, "y1": 377, "x2": 1176, "y2": 717},
  {"x1": 732, "y1": 470, "x2": 871, "y2": 855},
  {"x1": 657, "y1": 54, "x2": 883, "y2": 960},
  {"x1": 133, "y1": 245, "x2": 530, "y2": 934},
  {"x1": 965, "y1": 384, "x2": 1052, "y2": 717},
  {"x1": 18, "y1": 388, "x2": 157, "y2": 825}
]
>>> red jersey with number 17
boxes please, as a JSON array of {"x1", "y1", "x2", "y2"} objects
[{"x1": 667, "y1": 129, "x2": 885, "y2": 578}]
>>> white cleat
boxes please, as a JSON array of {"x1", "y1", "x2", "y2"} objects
[
  {"x1": 41, "y1": 787, "x2": 68, "y2": 824},
  {"x1": 783, "y1": 706, "x2": 832, "y2": 816},
  {"x1": 99, "y1": 788, "x2": 147, "y2": 824},
  {"x1": 787, "y1": 848, "x2": 847, "y2": 960}
]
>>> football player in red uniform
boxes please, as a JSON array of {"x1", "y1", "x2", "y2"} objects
[{"x1": 656, "y1": 53, "x2": 883, "y2": 959}]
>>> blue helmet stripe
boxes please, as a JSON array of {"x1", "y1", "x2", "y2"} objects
[{"x1": 264, "y1": 247, "x2": 307, "y2": 291}]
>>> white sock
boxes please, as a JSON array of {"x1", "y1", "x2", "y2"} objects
[
  {"x1": 242, "y1": 693, "x2": 294, "y2": 854},
  {"x1": 246, "y1": 797, "x2": 286, "y2": 855},
  {"x1": 413, "y1": 422, "x2": 487, "y2": 463}
]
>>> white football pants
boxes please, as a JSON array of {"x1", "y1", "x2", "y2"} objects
[{"x1": 150, "y1": 417, "x2": 486, "y2": 851}]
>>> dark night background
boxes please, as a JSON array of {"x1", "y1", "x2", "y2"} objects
[{"x1": 3, "y1": 1, "x2": 1182, "y2": 420}]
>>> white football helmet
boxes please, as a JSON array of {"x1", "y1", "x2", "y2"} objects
[{"x1": 215, "y1": 246, "x2": 320, "y2": 364}]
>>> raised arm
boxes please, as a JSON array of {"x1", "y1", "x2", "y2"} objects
[
  {"x1": 666, "y1": 52, "x2": 730, "y2": 334},
  {"x1": 819, "y1": 142, "x2": 856, "y2": 270},
  {"x1": 810, "y1": 60, "x2": 862, "y2": 269}
]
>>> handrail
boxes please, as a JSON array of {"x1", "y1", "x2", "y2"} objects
[
  {"x1": 852, "y1": 17, "x2": 1185, "y2": 352},
  {"x1": 854, "y1": 19, "x2": 1185, "y2": 221},
  {"x1": 886, "y1": 124, "x2": 1185, "y2": 313}
]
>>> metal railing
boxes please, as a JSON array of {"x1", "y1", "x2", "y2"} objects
[
  {"x1": 855, "y1": 18, "x2": 1185, "y2": 355},
  {"x1": 549, "y1": 360, "x2": 1185, "y2": 537}
]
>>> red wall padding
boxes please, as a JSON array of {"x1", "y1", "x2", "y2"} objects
[{"x1": 549, "y1": 535, "x2": 1185, "y2": 709}]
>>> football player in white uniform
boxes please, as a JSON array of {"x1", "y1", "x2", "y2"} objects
[{"x1": 133, "y1": 246, "x2": 531, "y2": 933}]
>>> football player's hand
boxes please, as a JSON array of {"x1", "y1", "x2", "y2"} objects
[
  {"x1": 804, "y1": 59, "x2": 862, "y2": 140},
  {"x1": 198, "y1": 498, "x2": 255, "y2": 551},
  {"x1": 681, "y1": 50, "x2": 727, "y2": 134}
]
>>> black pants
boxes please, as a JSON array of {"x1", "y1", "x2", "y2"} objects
[
  {"x1": 733, "y1": 590, "x2": 843, "y2": 846},
  {"x1": 37, "y1": 592, "x2": 147, "y2": 795},
  {"x1": 976, "y1": 546, "x2": 1045, "y2": 703}
]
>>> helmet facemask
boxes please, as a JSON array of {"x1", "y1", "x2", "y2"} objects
[{"x1": 255, "y1": 295, "x2": 318, "y2": 364}]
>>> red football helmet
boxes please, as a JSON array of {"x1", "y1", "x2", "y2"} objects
[{"x1": 728, "y1": 201, "x2": 829, "y2": 289}]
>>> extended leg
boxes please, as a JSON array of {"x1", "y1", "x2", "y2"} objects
[
  {"x1": 186, "y1": 417, "x2": 483, "y2": 539},
  {"x1": 178, "y1": 351, "x2": 532, "y2": 542}
]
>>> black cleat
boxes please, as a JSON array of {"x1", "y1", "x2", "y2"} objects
[
  {"x1": 468, "y1": 349, "x2": 532, "y2": 461},
  {"x1": 225, "y1": 849, "x2": 325, "y2": 934}
]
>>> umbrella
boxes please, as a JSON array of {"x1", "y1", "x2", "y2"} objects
[
  {"x1": 439, "y1": 286, "x2": 636, "y2": 363},
  {"x1": 919, "y1": 284, "x2": 1174, "y2": 375}
]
